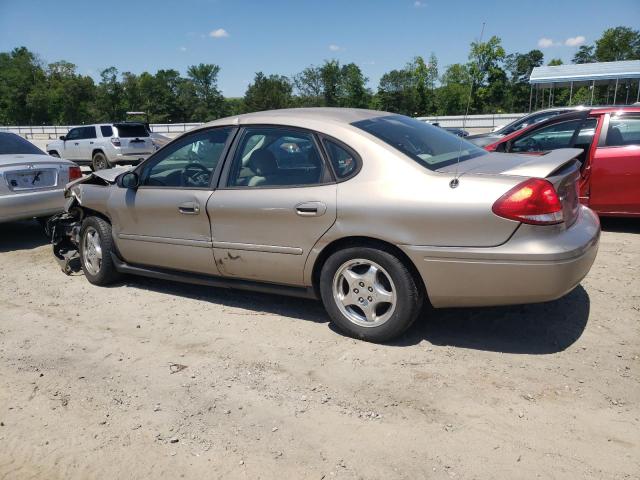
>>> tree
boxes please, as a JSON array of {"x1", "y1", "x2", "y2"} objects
[
  {"x1": 573, "y1": 45, "x2": 596, "y2": 64},
  {"x1": 339, "y1": 63, "x2": 370, "y2": 108},
  {"x1": 377, "y1": 68, "x2": 419, "y2": 115},
  {"x1": 0, "y1": 47, "x2": 46, "y2": 124},
  {"x1": 467, "y1": 36, "x2": 507, "y2": 113},
  {"x1": 320, "y1": 60, "x2": 342, "y2": 107},
  {"x1": 293, "y1": 66, "x2": 323, "y2": 106},
  {"x1": 505, "y1": 50, "x2": 543, "y2": 111},
  {"x1": 243, "y1": 72, "x2": 292, "y2": 111},
  {"x1": 96, "y1": 67, "x2": 125, "y2": 121},
  {"x1": 547, "y1": 58, "x2": 563, "y2": 66},
  {"x1": 435, "y1": 63, "x2": 471, "y2": 115},
  {"x1": 187, "y1": 63, "x2": 224, "y2": 121},
  {"x1": 595, "y1": 26, "x2": 640, "y2": 61}
]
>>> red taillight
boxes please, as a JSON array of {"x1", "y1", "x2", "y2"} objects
[
  {"x1": 492, "y1": 178, "x2": 564, "y2": 225},
  {"x1": 68, "y1": 166, "x2": 82, "y2": 181},
  {"x1": 111, "y1": 137, "x2": 121, "y2": 147}
]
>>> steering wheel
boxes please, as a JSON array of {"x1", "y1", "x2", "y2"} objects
[
  {"x1": 521, "y1": 137, "x2": 542, "y2": 152},
  {"x1": 181, "y1": 162, "x2": 210, "y2": 187}
]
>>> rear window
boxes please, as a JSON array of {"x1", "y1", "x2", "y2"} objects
[
  {"x1": 606, "y1": 115, "x2": 640, "y2": 146},
  {"x1": 352, "y1": 115, "x2": 486, "y2": 170},
  {"x1": 114, "y1": 124, "x2": 149, "y2": 138},
  {"x1": 0, "y1": 132, "x2": 45, "y2": 156},
  {"x1": 100, "y1": 125, "x2": 114, "y2": 137}
]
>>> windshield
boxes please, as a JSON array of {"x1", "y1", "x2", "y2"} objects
[
  {"x1": 114, "y1": 124, "x2": 149, "y2": 138},
  {"x1": 0, "y1": 132, "x2": 45, "y2": 156},
  {"x1": 352, "y1": 115, "x2": 486, "y2": 170}
]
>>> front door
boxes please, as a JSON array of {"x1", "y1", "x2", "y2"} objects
[
  {"x1": 62, "y1": 127, "x2": 82, "y2": 160},
  {"x1": 589, "y1": 113, "x2": 640, "y2": 215},
  {"x1": 209, "y1": 126, "x2": 337, "y2": 286},
  {"x1": 77, "y1": 126, "x2": 97, "y2": 162},
  {"x1": 108, "y1": 127, "x2": 235, "y2": 274}
]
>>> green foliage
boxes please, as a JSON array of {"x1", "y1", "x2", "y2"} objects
[
  {"x1": 1, "y1": 25, "x2": 638, "y2": 126},
  {"x1": 244, "y1": 72, "x2": 292, "y2": 111},
  {"x1": 547, "y1": 58, "x2": 563, "y2": 66}
]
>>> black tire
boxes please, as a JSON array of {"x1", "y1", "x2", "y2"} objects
[
  {"x1": 79, "y1": 216, "x2": 122, "y2": 285},
  {"x1": 319, "y1": 246, "x2": 423, "y2": 343},
  {"x1": 49, "y1": 151, "x2": 60, "y2": 158},
  {"x1": 92, "y1": 151, "x2": 111, "y2": 171}
]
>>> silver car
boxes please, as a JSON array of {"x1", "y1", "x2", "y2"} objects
[
  {"x1": 48, "y1": 108, "x2": 600, "y2": 342},
  {"x1": 0, "y1": 132, "x2": 81, "y2": 224}
]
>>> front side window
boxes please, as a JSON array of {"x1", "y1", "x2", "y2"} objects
[
  {"x1": 65, "y1": 128, "x2": 81, "y2": 140},
  {"x1": 323, "y1": 139, "x2": 358, "y2": 179},
  {"x1": 228, "y1": 127, "x2": 326, "y2": 187},
  {"x1": 511, "y1": 118, "x2": 586, "y2": 153},
  {"x1": 352, "y1": 115, "x2": 486, "y2": 170},
  {"x1": 606, "y1": 115, "x2": 640, "y2": 147},
  {"x1": 139, "y1": 127, "x2": 232, "y2": 188}
]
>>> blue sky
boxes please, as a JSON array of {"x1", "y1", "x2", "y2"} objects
[{"x1": 1, "y1": 0, "x2": 638, "y2": 96}]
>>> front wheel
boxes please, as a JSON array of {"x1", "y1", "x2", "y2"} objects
[
  {"x1": 319, "y1": 247, "x2": 423, "y2": 342},
  {"x1": 79, "y1": 216, "x2": 121, "y2": 285}
]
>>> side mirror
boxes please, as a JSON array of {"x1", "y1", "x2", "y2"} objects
[
  {"x1": 60, "y1": 135, "x2": 66, "y2": 141},
  {"x1": 118, "y1": 171, "x2": 139, "y2": 189}
]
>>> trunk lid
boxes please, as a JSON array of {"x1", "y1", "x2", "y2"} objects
[
  {"x1": 113, "y1": 123, "x2": 153, "y2": 155},
  {"x1": 0, "y1": 154, "x2": 72, "y2": 194},
  {"x1": 437, "y1": 148, "x2": 583, "y2": 226}
]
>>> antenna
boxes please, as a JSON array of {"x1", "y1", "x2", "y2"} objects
[{"x1": 451, "y1": 22, "x2": 485, "y2": 189}]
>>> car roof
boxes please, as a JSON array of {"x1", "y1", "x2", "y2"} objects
[
  {"x1": 199, "y1": 108, "x2": 391, "y2": 129},
  {"x1": 588, "y1": 106, "x2": 640, "y2": 115}
]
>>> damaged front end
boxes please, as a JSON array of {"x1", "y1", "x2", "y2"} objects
[{"x1": 46, "y1": 167, "x2": 129, "y2": 274}]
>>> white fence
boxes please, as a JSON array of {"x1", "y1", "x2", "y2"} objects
[{"x1": 0, "y1": 113, "x2": 526, "y2": 139}]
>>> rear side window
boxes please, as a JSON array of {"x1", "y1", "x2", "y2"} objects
[
  {"x1": 81, "y1": 126, "x2": 96, "y2": 139},
  {"x1": 352, "y1": 115, "x2": 486, "y2": 170},
  {"x1": 0, "y1": 132, "x2": 44, "y2": 155},
  {"x1": 323, "y1": 139, "x2": 359, "y2": 179},
  {"x1": 100, "y1": 126, "x2": 113, "y2": 137},
  {"x1": 114, "y1": 124, "x2": 149, "y2": 138},
  {"x1": 606, "y1": 116, "x2": 640, "y2": 146}
]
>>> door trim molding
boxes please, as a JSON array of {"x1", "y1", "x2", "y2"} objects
[
  {"x1": 212, "y1": 241, "x2": 303, "y2": 255},
  {"x1": 118, "y1": 233, "x2": 212, "y2": 248}
]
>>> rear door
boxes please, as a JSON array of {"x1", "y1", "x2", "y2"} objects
[
  {"x1": 108, "y1": 127, "x2": 235, "y2": 274},
  {"x1": 209, "y1": 126, "x2": 337, "y2": 286},
  {"x1": 588, "y1": 113, "x2": 640, "y2": 215}
]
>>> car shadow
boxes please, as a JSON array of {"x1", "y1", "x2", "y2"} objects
[
  {"x1": 391, "y1": 285, "x2": 590, "y2": 354},
  {"x1": 600, "y1": 217, "x2": 639, "y2": 234},
  {"x1": 0, "y1": 220, "x2": 49, "y2": 253},
  {"x1": 120, "y1": 276, "x2": 329, "y2": 324},
  {"x1": 125, "y1": 274, "x2": 589, "y2": 354}
]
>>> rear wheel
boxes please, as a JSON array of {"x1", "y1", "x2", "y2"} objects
[
  {"x1": 319, "y1": 246, "x2": 423, "y2": 342},
  {"x1": 79, "y1": 216, "x2": 121, "y2": 285},
  {"x1": 92, "y1": 151, "x2": 111, "y2": 171}
]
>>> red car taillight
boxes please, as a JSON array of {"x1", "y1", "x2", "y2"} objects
[
  {"x1": 492, "y1": 178, "x2": 564, "y2": 225},
  {"x1": 68, "y1": 166, "x2": 82, "y2": 181},
  {"x1": 111, "y1": 137, "x2": 121, "y2": 147}
]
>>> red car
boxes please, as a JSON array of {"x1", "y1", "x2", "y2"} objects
[{"x1": 485, "y1": 107, "x2": 640, "y2": 217}]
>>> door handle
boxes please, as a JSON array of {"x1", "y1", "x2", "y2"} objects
[
  {"x1": 74, "y1": 142, "x2": 79, "y2": 145},
  {"x1": 90, "y1": 141, "x2": 94, "y2": 144},
  {"x1": 178, "y1": 201, "x2": 200, "y2": 215},
  {"x1": 295, "y1": 201, "x2": 327, "y2": 217}
]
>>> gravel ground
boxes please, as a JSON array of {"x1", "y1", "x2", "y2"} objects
[{"x1": 0, "y1": 218, "x2": 638, "y2": 480}]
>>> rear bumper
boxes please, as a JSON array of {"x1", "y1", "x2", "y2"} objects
[
  {"x1": 400, "y1": 206, "x2": 600, "y2": 308},
  {"x1": 0, "y1": 188, "x2": 66, "y2": 222},
  {"x1": 112, "y1": 152, "x2": 152, "y2": 165}
]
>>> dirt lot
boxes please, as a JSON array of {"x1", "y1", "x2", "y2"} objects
[{"x1": 0, "y1": 219, "x2": 638, "y2": 480}]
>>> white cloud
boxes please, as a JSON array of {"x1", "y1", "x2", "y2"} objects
[
  {"x1": 565, "y1": 35, "x2": 586, "y2": 47},
  {"x1": 179, "y1": 46, "x2": 187, "y2": 52},
  {"x1": 537, "y1": 37, "x2": 556, "y2": 48},
  {"x1": 209, "y1": 28, "x2": 229, "y2": 38},
  {"x1": 414, "y1": 0, "x2": 426, "y2": 7},
  {"x1": 329, "y1": 44, "x2": 342, "y2": 52}
]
